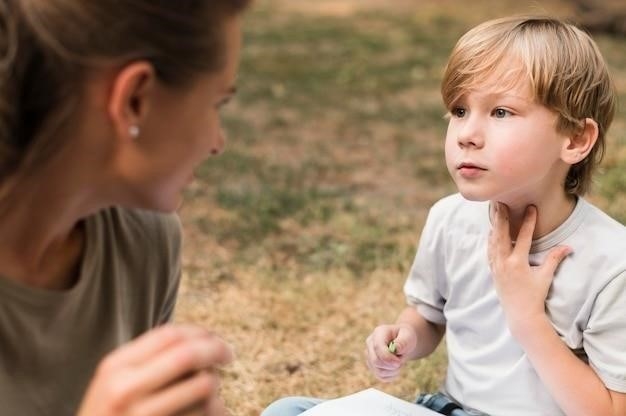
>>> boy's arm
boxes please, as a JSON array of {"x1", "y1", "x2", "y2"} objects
[
  {"x1": 513, "y1": 317, "x2": 626, "y2": 416},
  {"x1": 490, "y1": 204, "x2": 626, "y2": 416}
]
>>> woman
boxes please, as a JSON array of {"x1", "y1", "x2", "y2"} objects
[{"x1": 0, "y1": 1, "x2": 250, "y2": 414}]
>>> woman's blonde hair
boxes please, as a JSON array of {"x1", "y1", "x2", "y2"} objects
[{"x1": 441, "y1": 15, "x2": 617, "y2": 195}]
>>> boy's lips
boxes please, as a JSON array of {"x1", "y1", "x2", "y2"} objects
[
  {"x1": 456, "y1": 161, "x2": 486, "y2": 170},
  {"x1": 456, "y1": 161, "x2": 487, "y2": 178}
]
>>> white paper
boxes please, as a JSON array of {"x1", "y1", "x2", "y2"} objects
[{"x1": 300, "y1": 388, "x2": 441, "y2": 416}]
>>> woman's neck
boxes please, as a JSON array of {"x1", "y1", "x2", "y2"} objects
[{"x1": 0, "y1": 171, "x2": 100, "y2": 290}]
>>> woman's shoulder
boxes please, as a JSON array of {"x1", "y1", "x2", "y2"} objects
[
  {"x1": 97, "y1": 206, "x2": 180, "y2": 237},
  {"x1": 88, "y1": 207, "x2": 182, "y2": 257}
]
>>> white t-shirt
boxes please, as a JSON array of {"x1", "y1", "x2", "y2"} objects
[{"x1": 404, "y1": 193, "x2": 626, "y2": 416}]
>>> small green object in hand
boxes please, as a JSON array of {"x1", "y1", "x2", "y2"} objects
[{"x1": 388, "y1": 340, "x2": 397, "y2": 354}]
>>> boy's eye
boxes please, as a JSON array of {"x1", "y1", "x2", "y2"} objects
[
  {"x1": 452, "y1": 107, "x2": 466, "y2": 118},
  {"x1": 493, "y1": 108, "x2": 510, "y2": 118}
]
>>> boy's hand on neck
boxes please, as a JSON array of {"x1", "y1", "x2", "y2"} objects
[{"x1": 487, "y1": 203, "x2": 572, "y2": 339}]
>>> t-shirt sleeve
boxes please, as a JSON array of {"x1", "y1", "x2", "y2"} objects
[
  {"x1": 157, "y1": 213, "x2": 183, "y2": 324},
  {"x1": 584, "y1": 272, "x2": 626, "y2": 392},
  {"x1": 403, "y1": 204, "x2": 448, "y2": 325}
]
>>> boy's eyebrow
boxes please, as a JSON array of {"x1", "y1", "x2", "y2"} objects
[
  {"x1": 468, "y1": 90, "x2": 532, "y2": 103},
  {"x1": 493, "y1": 92, "x2": 529, "y2": 100}
]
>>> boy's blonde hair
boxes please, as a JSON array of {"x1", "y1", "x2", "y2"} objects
[{"x1": 441, "y1": 16, "x2": 617, "y2": 195}]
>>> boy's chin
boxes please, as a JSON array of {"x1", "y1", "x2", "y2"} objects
[{"x1": 456, "y1": 189, "x2": 490, "y2": 202}]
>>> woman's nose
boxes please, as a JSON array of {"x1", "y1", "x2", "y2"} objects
[{"x1": 211, "y1": 127, "x2": 226, "y2": 155}]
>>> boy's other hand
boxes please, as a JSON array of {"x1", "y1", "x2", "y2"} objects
[{"x1": 365, "y1": 323, "x2": 417, "y2": 382}]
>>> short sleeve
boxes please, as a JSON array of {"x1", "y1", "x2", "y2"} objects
[
  {"x1": 584, "y1": 272, "x2": 626, "y2": 392},
  {"x1": 403, "y1": 205, "x2": 448, "y2": 325}
]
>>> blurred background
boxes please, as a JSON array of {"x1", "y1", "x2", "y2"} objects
[{"x1": 174, "y1": 1, "x2": 626, "y2": 415}]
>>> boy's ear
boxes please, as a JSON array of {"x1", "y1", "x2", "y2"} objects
[
  {"x1": 561, "y1": 118, "x2": 599, "y2": 165},
  {"x1": 107, "y1": 61, "x2": 156, "y2": 142}
]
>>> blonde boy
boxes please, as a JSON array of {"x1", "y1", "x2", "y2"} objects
[{"x1": 264, "y1": 15, "x2": 626, "y2": 416}]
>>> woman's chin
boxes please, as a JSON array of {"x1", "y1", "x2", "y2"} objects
[{"x1": 147, "y1": 190, "x2": 185, "y2": 213}]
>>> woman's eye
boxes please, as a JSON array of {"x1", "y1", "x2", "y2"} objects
[
  {"x1": 216, "y1": 98, "x2": 231, "y2": 109},
  {"x1": 452, "y1": 107, "x2": 466, "y2": 118},
  {"x1": 493, "y1": 108, "x2": 509, "y2": 118}
]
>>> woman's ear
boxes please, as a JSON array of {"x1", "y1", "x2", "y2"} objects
[
  {"x1": 107, "y1": 61, "x2": 156, "y2": 142},
  {"x1": 561, "y1": 118, "x2": 599, "y2": 165}
]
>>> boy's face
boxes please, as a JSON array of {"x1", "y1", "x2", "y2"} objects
[{"x1": 444, "y1": 80, "x2": 571, "y2": 205}]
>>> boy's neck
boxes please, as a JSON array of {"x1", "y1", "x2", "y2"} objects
[{"x1": 490, "y1": 192, "x2": 577, "y2": 241}]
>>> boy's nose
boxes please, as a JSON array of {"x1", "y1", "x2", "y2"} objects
[
  {"x1": 456, "y1": 119, "x2": 484, "y2": 148},
  {"x1": 457, "y1": 134, "x2": 481, "y2": 148}
]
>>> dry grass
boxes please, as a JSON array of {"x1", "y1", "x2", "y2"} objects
[{"x1": 174, "y1": 1, "x2": 626, "y2": 415}]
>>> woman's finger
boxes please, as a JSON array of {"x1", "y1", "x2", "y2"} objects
[
  {"x1": 205, "y1": 393, "x2": 228, "y2": 416},
  {"x1": 108, "y1": 325, "x2": 209, "y2": 368},
  {"x1": 129, "y1": 371, "x2": 218, "y2": 416},
  {"x1": 130, "y1": 335, "x2": 233, "y2": 397}
]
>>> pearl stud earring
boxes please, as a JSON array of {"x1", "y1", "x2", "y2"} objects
[{"x1": 129, "y1": 125, "x2": 140, "y2": 138}]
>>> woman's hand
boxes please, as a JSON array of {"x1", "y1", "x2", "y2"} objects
[
  {"x1": 488, "y1": 203, "x2": 571, "y2": 338},
  {"x1": 77, "y1": 324, "x2": 234, "y2": 416}
]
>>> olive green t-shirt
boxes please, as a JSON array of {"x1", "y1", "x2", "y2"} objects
[{"x1": 0, "y1": 207, "x2": 182, "y2": 416}]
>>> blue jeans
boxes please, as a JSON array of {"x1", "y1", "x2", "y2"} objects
[
  {"x1": 260, "y1": 396, "x2": 324, "y2": 416},
  {"x1": 261, "y1": 392, "x2": 483, "y2": 416}
]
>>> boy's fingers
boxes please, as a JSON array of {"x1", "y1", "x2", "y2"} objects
[
  {"x1": 369, "y1": 328, "x2": 399, "y2": 357},
  {"x1": 377, "y1": 372, "x2": 400, "y2": 383},
  {"x1": 493, "y1": 202, "x2": 512, "y2": 256},
  {"x1": 391, "y1": 325, "x2": 418, "y2": 357},
  {"x1": 487, "y1": 229, "x2": 496, "y2": 271},
  {"x1": 388, "y1": 337, "x2": 406, "y2": 356},
  {"x1": 372, "y1": 357, "x2": 402, "y2": 371},
  {"x1": 375, "y1": 369, "x2": 401, "y2": 381},
  {"x1": 374, "y1": 342, "x2": 402, "y2": 366},
  {"x1": 540, "y1": 246, "x2": 572, "y2": 277},
  {"x1": 514, "y1": 205, "x2": 537, "y2": 255},
  {"x1": 364, "y1": 342, "x2": 401, "y2": 372}
]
